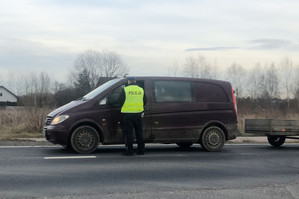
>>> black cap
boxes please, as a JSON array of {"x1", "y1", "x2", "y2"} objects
[{"x1": 127, "y1": 76, "x2": 136, "y2": 81}]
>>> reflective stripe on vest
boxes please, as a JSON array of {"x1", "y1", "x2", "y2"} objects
[{"x1": 121, "y1": 85, "x2": 144, "y2": 113}]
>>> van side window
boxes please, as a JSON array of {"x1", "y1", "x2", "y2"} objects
[
  {"x1": 100, "y1": 80, "x2": 145, "y2": 106},
  {"x1": 154, "y1": 81, "x2": 193, "y2": 102},
  {"x1": 196, "y1": 82, "x2": 228, "y2": 102},
  {"x1": 98, "y1": 85, "x2": 125, "y2": 106},
  {"x1": 106, "y1": 85, "x2": 125, "y2": 106}
]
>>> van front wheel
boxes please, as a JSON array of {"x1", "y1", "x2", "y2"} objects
[
  {"x1": 200, "y1": 126, "x2": 225, "y2": 152},
  {"x1": 70, "y1": 125, "x2": 99, "y2": 154}
]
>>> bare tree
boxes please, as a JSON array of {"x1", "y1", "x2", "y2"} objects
[
  {"x1": 101, "y1": 50, "x2": 128, "y2": 77},
  {"x1": 168, "y1": 62, "x2": 179, "y2": 77},
  {"x1": 70, "y1": 50, "x2": 129, "y2": 92},
  {"x1": 183, "y1": 56, "x2": 199, "y2": 78},
  {"x1": 280, "y1": 57, "x2": 294, "y2": 109},
  {"x1": 7, "y1": 73, "x2": 16, "y2": 94},
  {"x1": 38, "y1": 72, "x2": 53, "y2": 107},
  {"x1": 247, "y1": 63, "x2": 264, "y2": 99},
  {"x1": 197, "y1": 55, "x2": 215, "y2": 79},
  {"x1": 265, "y1": 63, "x2": 279, "y2": 99},
  {"x1": 294, "y1": 65, "x2": 299, "y2": 97},
  {"x1": 182, "y1": 54, "x2": 217, "y2": 79},
  {"x1": 226, "y1": 63, "x2": 246, "y2": 98},
  {"x1": 13, "y1": 72, "x2": 54, "y2": 107},
  {"x1": 71, "y1": 50, "x2": 102, "y2": 90},
  {"x1": 210, "y1": 60, "x2": 219, "y2": 79},
  {"x1": 26, "y1": 73, "x2": 39, "y2": 107}
]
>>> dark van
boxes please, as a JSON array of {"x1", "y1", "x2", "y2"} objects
[{"x1": 43, "y1": 77, "x2": 238, "y2": 154}]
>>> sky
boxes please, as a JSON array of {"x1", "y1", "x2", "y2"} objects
[{"x1": 0, "y1": 0, "x2": 299, "y2": 83}]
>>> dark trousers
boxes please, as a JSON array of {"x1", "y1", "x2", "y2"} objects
[{"x1": 122, "y1": 113, "x2": 145, "y2": 153}]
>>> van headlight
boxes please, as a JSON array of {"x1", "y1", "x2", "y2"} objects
[{"x1": 51, "y1": 115, "x2": 69, "y2": 125}]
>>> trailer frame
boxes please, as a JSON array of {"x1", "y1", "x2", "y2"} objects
[{"x1": 245, "y1": 119, "x2": 299, "y2": 147}]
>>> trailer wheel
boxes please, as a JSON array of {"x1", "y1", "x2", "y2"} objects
[
  {"x1": 267, "y1": 135, "x2": 285, "y2": 147},
  {"x1": 70, "y1": 125, "x2": 99, "y2": 154},
  {"x1": 200, "y1": 126, "x2": 225, "y2": 152}
]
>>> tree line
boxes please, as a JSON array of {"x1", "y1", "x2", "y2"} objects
[
  {"x1": 3, "y1": 49, "x2": 128, "y2": 107},
  {"x1": 169, "y1": 54, "x2": 299, "y2": 114},
  {"x1": 2, "y1": 50, "x2": 299, "y2": 115}
]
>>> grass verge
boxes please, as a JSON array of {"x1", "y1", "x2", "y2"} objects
[{"x1": 0, "y1": 107, "x2": 51, "y2": 140}]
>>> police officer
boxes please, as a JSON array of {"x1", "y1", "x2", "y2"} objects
[{"x1": 119, "y1": 77, "x2": 147, "y2": 156}]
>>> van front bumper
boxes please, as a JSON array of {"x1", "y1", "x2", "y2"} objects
[{"x1": 43, "y1": 125, "x2": 70, "y2": 145}]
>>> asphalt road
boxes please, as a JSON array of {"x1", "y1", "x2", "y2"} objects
[{"x1": 0, "y1": 143, "x2": 299, "y2": 199}]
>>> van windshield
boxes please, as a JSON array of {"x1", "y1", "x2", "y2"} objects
[{"x1": 83, "y1": 78, "x2": 122, "y2": 100}]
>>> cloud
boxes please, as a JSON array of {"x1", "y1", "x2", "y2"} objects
[
  {"x1": 1, "y1": 0, "x2": 299, "y2": 82},
  {"x1": 250, "y1": 39, "x2": 291, "y2": 49},
  {"x1": 185, "y1": 39, "x2": 296, "y2": 52},
  {"x1": 185, "y1": 47, "x2": 238, "y2": 52},
  {"x1": 0, "y1": 38, "x2": 76, "y2": 81}
]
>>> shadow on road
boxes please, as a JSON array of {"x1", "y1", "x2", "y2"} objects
[
  {"x1": 44, "y1": 144, "x2": 209, "y2": 155},
  {"x1": 42, "y1": 143, "x2": 299, "y2": 156}
]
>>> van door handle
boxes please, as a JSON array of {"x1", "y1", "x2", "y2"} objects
[{"x1": 144, "y1": 107, "x2": 150, "y2": 111}]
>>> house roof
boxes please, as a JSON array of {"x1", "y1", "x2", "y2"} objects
[{"x1": 0, "y1": 86, "x2": 18, "y2": 99}]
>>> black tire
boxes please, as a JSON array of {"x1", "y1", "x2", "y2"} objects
[
  {"x1": 267, "y1": 135, "x2": 285, "y2": 147},
  {"x1": 70, "y1": 125, "x2": 100, "y2": 154},
  {"x1": 176, "y1": 142, "x2": 193, "y2": 149},
  {"x1": 200, "y1": 126, "x2": 225, "y2": 152}
]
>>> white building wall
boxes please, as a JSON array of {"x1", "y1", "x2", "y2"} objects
[{"x1": 0, "y1": 87, "x2": 17, "y2": 102}]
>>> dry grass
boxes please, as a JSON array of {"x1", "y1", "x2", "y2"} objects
[
  {"x1": 0, "y1": 107, "x2": 52, "y2": 139},
  {"x1": 1, "y1": 106, "x2": 299, "y2": 139}
]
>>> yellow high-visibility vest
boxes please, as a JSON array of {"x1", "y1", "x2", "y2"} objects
[{"x1": 121, "y1": 85, "x2": 144, "y2": 113}]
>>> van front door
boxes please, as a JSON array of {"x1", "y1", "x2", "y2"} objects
[{"x1": 104, "y1": 80, "x2": 151, "y2": 144}]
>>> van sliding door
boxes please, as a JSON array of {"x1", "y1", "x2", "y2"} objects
[{"x1": 150, "y1": 80, "x2": 198, "y2": 142}]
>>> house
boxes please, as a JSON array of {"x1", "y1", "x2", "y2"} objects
[{"x1": 0, "y1": 86, "x2": 18, "y2": 105}]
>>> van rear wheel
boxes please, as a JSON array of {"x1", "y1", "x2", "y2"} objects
[
  {"x1": 70, "y1": 125, "x2": 99, "y2": 154},
  {"x1": 200, "y1": 126, "x2": 225, "y2": 152}
]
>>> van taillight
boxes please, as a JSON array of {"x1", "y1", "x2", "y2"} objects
[{"x1": 232, "y1": 88, "x2": 237, "y2": 115}]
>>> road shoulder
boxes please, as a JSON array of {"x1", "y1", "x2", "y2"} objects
[{"x1": 1, "y1": 136, "x2": 299, "y2": 146}]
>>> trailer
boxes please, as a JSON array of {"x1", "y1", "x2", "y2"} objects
[{"x1": 245, "y1": 119, "x2": 299, "y2": 147}]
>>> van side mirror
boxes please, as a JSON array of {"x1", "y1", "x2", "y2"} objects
[{"x1": 107, "y1": 93, "x2": 120, "y2": 107}]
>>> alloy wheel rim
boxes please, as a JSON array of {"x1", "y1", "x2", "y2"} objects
[
  {"x1": 205, "y1": 130, "x2": 221, "y2": 148},
  {"x1": 77, "y1": 130, "x2": 94, "y2": 148}
]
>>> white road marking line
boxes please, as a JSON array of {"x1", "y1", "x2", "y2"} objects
[
  {"x1": 226, "y1": 143, "x2": 269, "y2": 146},
  {"x1": 44, "y1": 156, "x2": 96, "y2": 160},
  {"x1": 226, "y1": 143, "x2": 299, "y2": 146},
  {"x1": 0, "y1": 146, "x2": 33, "y2": 148},
  {"x1": 0, "y1": 146, "x2": 59, "y2": 148}
]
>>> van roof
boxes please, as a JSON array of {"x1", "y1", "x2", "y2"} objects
[{"x1": 122, "y1": 76, "x2": 231, "y2": 85}]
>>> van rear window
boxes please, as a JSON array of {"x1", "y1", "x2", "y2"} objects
[
  {"x1": 154, "y1": 81, "x2": 193, "y2": 102},
  {"x1": 196, "y1": 82, "x2": 228, "y2": 102}
]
